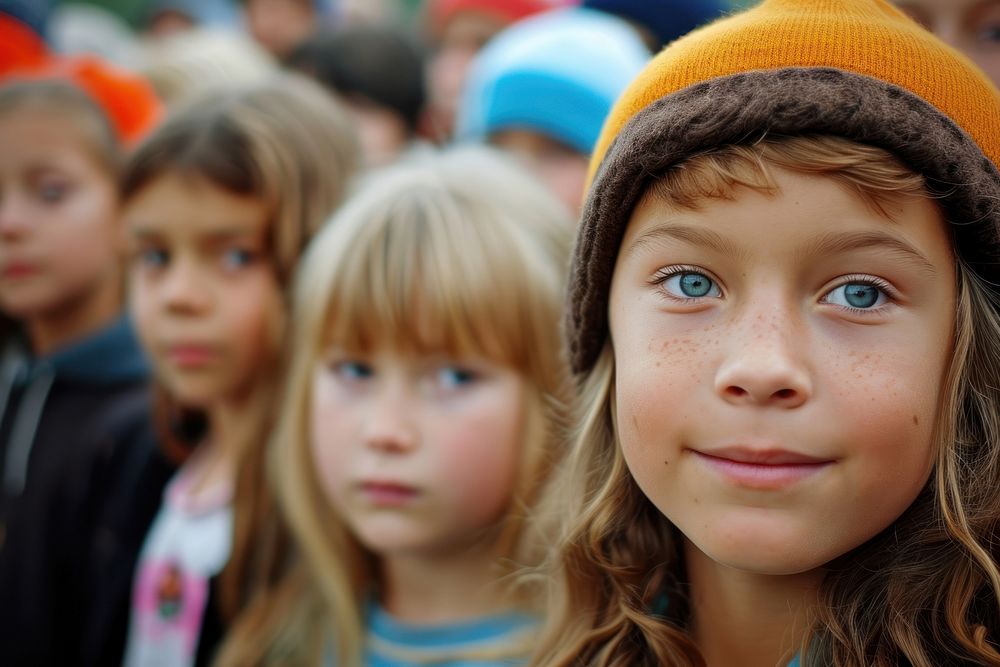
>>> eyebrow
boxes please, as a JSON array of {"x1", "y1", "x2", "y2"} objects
[
  {"x1": 624, "y1": 223, "x2": 937, "y2": 276},
  {"x1": 625, "y1": 224, "x2": 750, "y2": 262},
  {"x1": 129, "y1": 225, "x2": 262, "y2": 242},
  {"x1": 806, "y1": 230, "x2": 937, "y2": 276}
]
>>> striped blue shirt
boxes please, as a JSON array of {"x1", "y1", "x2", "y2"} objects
[{"x1": 364, "y1": 605, "x2": 538, "y2": 667}]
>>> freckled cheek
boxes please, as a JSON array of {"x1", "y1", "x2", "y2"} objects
[
  {"x1": 615, "y1": 331, "x2": 714, "y2": 451},
  {"x1": 828, "y1": 352, "x2": 940, "y2": 472}
]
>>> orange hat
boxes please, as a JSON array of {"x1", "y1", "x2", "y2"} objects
[
  {"x1": 566, "y1": 0, "x2": 1000, "y2": 373},
  {"x1": 3, "y1": 54, "x2": 163, "y2": 145},
  {"x1": 58, "y1": 57, "x2": 164, "y2": 145},
  {"x1": 589, "y1": 0, "x2": 1000, "y2": 184},
  {"x1": 0, "y1": 14, "x2": 48, "y2": 76}
]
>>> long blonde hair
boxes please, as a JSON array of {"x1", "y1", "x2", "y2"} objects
[
  {"x1": 121, "y1": 74, "x2": 360, "y2": 624},
  {"x1": 530, "y1": 136, "x2": 1000, "y2": 666},
  {"x1": 221, "y1": 146, "x2": 573, "y2": 666}
]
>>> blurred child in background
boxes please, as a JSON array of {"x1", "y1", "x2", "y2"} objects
[
  {"x1": 119, "y1": 75, "x2": 357, "y2": 667},
  {"x1": 894, "y1": 0, "x2": 1000, "y2": 86},
  {"x1": 0, "y1": 63, "x2": 161, "y2": 666},
  {"x1": 141, "y1": 0, "x2": 239, "y2": 40},
  {"x1": 139, "y1": 28, "x2": 276, "y2": 108},
  {"x1": 242, "y1": 0, "x2": 334, "y2": 59},
  {"x1": 423, "y1": 0, "x2": 573, "y2": 141},
  {"x1": 457, "y1": 7, "x2": 649, "y2": 216},
  {"x1": 287, "y1": 24, "x2": 430, "y2": 169},
  {"x1": 215, "y1": 147, "x2": 572, "y2": 666},
  {"x1": 581, "y1": 0, "x2": 727, "y2": 50}
]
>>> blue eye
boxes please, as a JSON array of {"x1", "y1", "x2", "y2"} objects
[
  {"x1": 333, "y1": 360, "x2": 373, "y2": 381},
  {"x1": 222, "y1": 248, "x2": 255, "y2": 269},
  {"x1": 825, "y1": 282, "x2": 888, "y2": 310},
  {"x1": 437, "y1": 366, "x2": 477, "y2": 389},
  {"x1": 978, "y1": 24, "x2": 1000, "y2": 44},
  {"x1": 37, "y1": 181, "x2": 69, "y2": 203},
  {"x1": 661, "y1": 270, "x2": 721, "y2": 299},
  {"x1": 138, "y1": 248, "x2": 168, "y2": 268}
]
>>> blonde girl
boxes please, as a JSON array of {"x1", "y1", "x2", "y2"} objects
[
  {"x1": 218, "y1": 146, "x2": 572, "y2": 666},
  {"x1": 531, "y1": 1, "x2": 1000, "y2": 665},
  {"x1": 119, "y1": 74, "x2": 358, "y2": 667}
]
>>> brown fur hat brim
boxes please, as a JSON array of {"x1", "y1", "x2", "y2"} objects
[{"x1": 566, "y1": 67, "x2": 1000, "y2": 374}]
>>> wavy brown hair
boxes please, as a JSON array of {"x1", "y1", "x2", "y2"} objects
[
  {"x1": 121, "y1": 74, "x2": 359, "y2": 628},
  {"x1": 529, "y1": 136, "x2": 1000, "y2": 666}
]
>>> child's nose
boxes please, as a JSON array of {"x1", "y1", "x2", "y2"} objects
[
  {"x1": 714, "y1": 306, "x2": 812, "y2": 409},
  {"x1": 0, "y1": 196, "x2": 31, "y2": 239},
  {"x1": 163, "y1": 259, "x2": 211, "y2": 314},
  {"x1": 363, "y1": 383, "x2": 417, "y2": 454}
]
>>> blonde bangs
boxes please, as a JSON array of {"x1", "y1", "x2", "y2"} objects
[{"x1": 315, "y1": 166, "x2": 563, "y2": 373}]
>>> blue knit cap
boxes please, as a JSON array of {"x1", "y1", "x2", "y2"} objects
[
  {"x1": 581, "y1": 0, "x2": 728, "y2": 48},
  {"x1": 456, "y1": 7, "x2": 651, "y2": 156}
]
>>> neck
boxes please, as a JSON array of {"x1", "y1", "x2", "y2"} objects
[
  {"x1": 27, "y1": 272, "x2": 121, "y2": 356},
  {"x1": 379, "y1": 535, "x2": 512, "y2": 625},
  {"x1": 184, "y1": 398, "x2": 247, "y2": 498},
  {"x1": 685, "y1": 539, "x2": 820, "y2": 667}
]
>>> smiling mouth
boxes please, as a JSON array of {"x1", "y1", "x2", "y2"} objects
[{"x1": 691, "y1": 448, "x2": 834, "y2": 489}]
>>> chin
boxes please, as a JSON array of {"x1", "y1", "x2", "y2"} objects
[
  {"x1": 0, "y1": 295, "x2": 53, "y2": 319},
  {"x1": 356, "y1": 533, "x2": 435, "y2": 557},
  {"x1": 682, "y1": 519, "x2": 838, "y2": 577},
  {"x1": 162, "y1": 383, "x2": 226, "y2": 409},
  {"x1": 705, "y1": 547, "x2": 829, "y2": 577}
]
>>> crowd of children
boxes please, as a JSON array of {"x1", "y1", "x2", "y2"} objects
[{"x1": 2, "y1": 0, "x2": 1000, "y2": 666}]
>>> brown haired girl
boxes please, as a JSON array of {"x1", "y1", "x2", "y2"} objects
[{"x1": 119, "y1": 74, "x2": 357, "y2": 667}]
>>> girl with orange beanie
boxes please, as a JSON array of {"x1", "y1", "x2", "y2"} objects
[{"x1": 531, "y1": 0, "x2": 1000, "y2": 664}]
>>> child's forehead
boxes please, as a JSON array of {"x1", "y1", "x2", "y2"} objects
[
  {"x1": 620, "y1": 166, "x2": 950, "y2": 275},
  {"x1": 0, "y1": 104, "x2": 115, "y2": 170},
  {"x1": 124, "y1": 171, "x2": 270, "y2": 236}
]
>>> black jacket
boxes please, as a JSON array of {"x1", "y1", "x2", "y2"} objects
[{"x1": 0, "y1": 316, "x2": 175, "y2": 666}]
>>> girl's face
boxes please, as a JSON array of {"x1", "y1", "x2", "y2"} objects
[
  {"x1": 491, "y1": 129, "x2": 589, "y2": 217},
  {"x1": 896, "y1": 0, "x2": 1000, "y2": 86},
  {"x1": 0, "y1": 107, "x2": 120, "y2": 321},
  {"x1": 244, "y1": 0, "x2": 316, "y2": 58},
  {"x1": 608, "y1": 168, "x2": 955, "y2": 575},
  {"x1": 428, "y1": 10, "x2": 506, "y2": 138},
  {"x1": 125, "y1": 172, "x2": 281, "y2": 408},
  {"x1": 309, "y1": 347, "x2": 525, "y2": 558}
]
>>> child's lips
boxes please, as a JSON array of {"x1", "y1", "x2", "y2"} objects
[
  {"x1": 1, "y1": 262, "x2": 39, "y2": 279},
  {"x1": 690, "y1": 447, "x2": 835, "y2": 490},
  {"x1": 358, "y1": 481, "x2": 420, "y2": 507},
  {"x1": 165, "y1": 344, "x2": 219, "y2": 368}
]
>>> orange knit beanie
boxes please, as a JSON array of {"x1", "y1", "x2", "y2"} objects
[
  {"x1": 2, "y1": 54, "x2": 162, "y2": 146},
  {"x1": 566, "y1": 0, "x2": 1000, "y2": 373}
]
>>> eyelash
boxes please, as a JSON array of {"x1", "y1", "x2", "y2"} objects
[
  {"x1": 650, "y1": 265, "x2": 723, "y2": 304},
  {"x1": 649, "y1": 266, "x2": 899, "y2": 314},
  {"x1": 822, "y1": 274, "x2": 898, "y2": 315}
]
